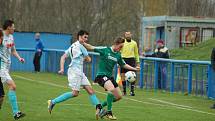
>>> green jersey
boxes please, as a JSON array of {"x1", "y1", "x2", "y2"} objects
[{"x1": 94, "y1": 46, "x2": 126, "y2": 77}]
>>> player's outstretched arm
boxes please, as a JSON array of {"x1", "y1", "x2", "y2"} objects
[
  {"x1": 83, "y1": 42, "x2": 95, "y2": 51},
  {"x1": 123, "y1": 64, "x2": 140, "y2": 72},
  {"x1": 58, "y1": 53, "x2": 67, "y2": 74}
]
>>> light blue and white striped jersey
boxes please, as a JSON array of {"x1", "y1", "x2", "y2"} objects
[
  {"x1": 65, "y1": 41, "x2": 88, "y2": 73},
  {"x1": 0, "y1": 32, "x2": 15, "y2": 69}
]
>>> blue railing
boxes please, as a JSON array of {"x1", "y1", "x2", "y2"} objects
[
  {"x1": 138, "y1": 57, "x2": 213, "y2": 98},
  {"x1": 12, "y1": 48, "x2": 215, "y2": 99}
]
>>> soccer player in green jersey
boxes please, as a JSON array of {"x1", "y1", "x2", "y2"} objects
[{"x1": 83, "y1": 37, "x2": 139, "y2": 120}]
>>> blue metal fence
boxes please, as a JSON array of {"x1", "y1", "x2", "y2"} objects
[
  {"x1": 12, "y1": 48, "x2": 215, "y2": 99},
  {"x1": 138, "y1": 57, "x2": 214, "y2": 98}
]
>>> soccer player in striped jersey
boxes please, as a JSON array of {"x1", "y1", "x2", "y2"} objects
[
  {"x1": 0, "y1": 20, "x2": 25, "y2": 120},
  {"x1": 47, "y1": 30, "x2": 103, "y2": 120}
]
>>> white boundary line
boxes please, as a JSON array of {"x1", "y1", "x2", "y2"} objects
[
  {"x1": 13, "y1": 75, "x2": 215, "y2": 116},
  {"x1": 15, "y1": 101, "x2": 152, "y2": 109},
  {"x1": 148, "y1": 98, "x2": 193, "y2": 108}
]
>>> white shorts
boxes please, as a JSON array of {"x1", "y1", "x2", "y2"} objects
[
  {"x1": 67, "y1": 68, "x2": 91, "y2": 91},
  {"x1": 0, "y1": 69, "x2": 13, "y2": 83}
]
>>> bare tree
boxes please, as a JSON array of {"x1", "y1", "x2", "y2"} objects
[{"x1": 1, "y1": 0, "x2": 215, "y2": 45}]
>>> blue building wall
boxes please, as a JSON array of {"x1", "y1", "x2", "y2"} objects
[{"x1": 14, "y1": 32, "x2": 72, "y2": 50}]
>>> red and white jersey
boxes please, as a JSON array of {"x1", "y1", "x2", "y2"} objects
[{"x1": 0, "y1": 32, "x2": 15, "y2": 68}]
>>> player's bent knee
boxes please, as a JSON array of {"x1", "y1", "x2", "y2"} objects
[
  {"x1": 72, "y1": 91, "x2": 79, "y2": 97},
  {"x1": 88, "y1": 91, "x2": 94, "y2": 95},
  {"x1": 9, "y1": 85, "x2": 16, "y2": 91},
  {"x1": 115, "y1": 95, "x2": 122, "y2": 101},
  {"x1": 114, "y1": 95, "x2": 122, "y2": 101},
  {"x1": 7, "y1": 81, "x2": 16, "y2": 90}
]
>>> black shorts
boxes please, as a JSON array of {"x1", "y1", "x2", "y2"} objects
[
  {"x1": 94, "y1": 75, "x2": 118, "y2": 88},
  {"x1": 121, "y1": 58, "x2": 136, "y2": 73},
  {"x1": 0, "y1": 78, "x2": 4, "y2": 97}
]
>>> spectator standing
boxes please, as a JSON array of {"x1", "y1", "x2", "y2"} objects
[
  {"x1": 145, "y1": 39, "x2": 169, "y2": 89},
  {"x1": 33, "y1": 33, "x2": 44, "y2": 72}
]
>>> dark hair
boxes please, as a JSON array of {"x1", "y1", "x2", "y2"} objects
[
  {"x1": 114, "y1": 37, "x2": 125, "y2": 45},
  {"x1": 77, "y1": 30, "x2": 89, "y2": 39},
  {"x1": 3, "y1": 20, "x2": 14, "y2": 30}
]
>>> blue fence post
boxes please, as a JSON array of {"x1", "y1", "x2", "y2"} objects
[
  {"x1": 170, "y1": 62, "x2": 175, "y2": 93},
  {"x1": 194, "y1": 66, "x2": 198, "y2": 95},
  {"x1": 154, "y1": 61, "x2": 158, "y2": 90},
  {"x1": 188, "y1": 64, "x2": 192, "y2": 94},
  {"x1": 139, "y1": 59, "x2": 144, "y2": 88},
  {"x1": 91, "y1": 55, "x2": 96, "y2": 81},
  {"x1": 207, "y1": 65, "x2": 212, "y2": 98}
]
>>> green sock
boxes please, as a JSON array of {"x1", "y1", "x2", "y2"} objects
[
  {"x1": 101, "y1": 101, "x2": 107, "y2": 107},
  {"x1": 102, "y1": 97, "x2": 117, "y2": 108},
  {"x1": 107, "y1": 93, "x2": 114, "y2": 111}
]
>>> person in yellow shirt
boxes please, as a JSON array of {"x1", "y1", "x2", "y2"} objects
[{"x1": 120, "y1": 31, "x2": 140, "y2": 96}]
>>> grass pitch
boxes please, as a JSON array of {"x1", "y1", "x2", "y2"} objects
[{"x1": 0, "y1": 72, "x2": 215, "y2": 121}]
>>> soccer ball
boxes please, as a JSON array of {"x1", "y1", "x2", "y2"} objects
[{"x1": 125, "y1": 71, "x2": 136, "y2": 83}]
